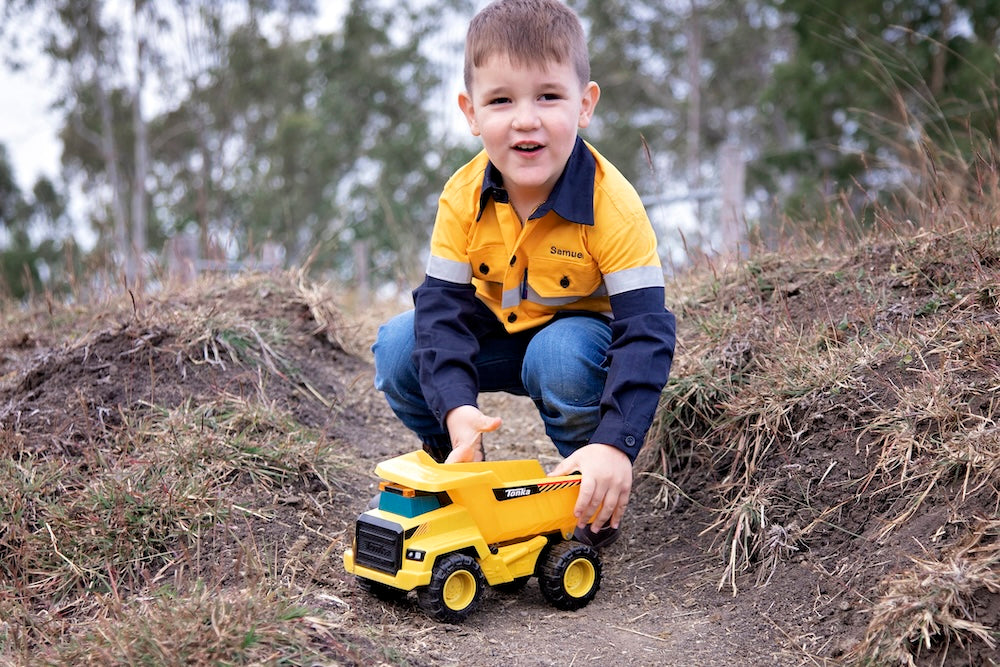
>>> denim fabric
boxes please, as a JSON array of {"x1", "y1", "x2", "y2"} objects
[{"x1": 372, "y1": 309, "x2": 611, "y2": 459}]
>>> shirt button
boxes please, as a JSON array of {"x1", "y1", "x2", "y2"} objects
[
  {"x1": 507, "y1": 313, "x2": 517, "y2": 323},
  {"x1": 560, "y1": 276, "x2": 570, "y2": 288},
  {"x1": 479, "y1": 263, "x2": 490, "y2": 275},
  {"x1": 509, "y1": 256, "x2": 516, "y2": 266},
  {"x1": 625, "y1": 435, "x2": 636, "y2": 447}
]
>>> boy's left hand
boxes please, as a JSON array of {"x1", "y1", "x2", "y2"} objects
[{"x1": 548, "y1": 443, "x2": 632, "y2": 532}]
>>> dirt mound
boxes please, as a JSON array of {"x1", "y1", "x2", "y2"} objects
[
  {"x1": 0, "y1": 229, "x2": 997, "y2": 665},
  {"x1": 649, "y1": 228, "x2": 1000, "y2": 666}
]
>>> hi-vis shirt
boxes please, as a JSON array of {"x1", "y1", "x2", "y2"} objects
[{"x1": 413, "y1": 137, "x2": 676, "y2": 461}]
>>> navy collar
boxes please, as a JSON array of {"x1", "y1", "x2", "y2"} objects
[{"x1": 476, "y1": 136, "x2": 595, "y2": 225}]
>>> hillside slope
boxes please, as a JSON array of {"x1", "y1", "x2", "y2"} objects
[
  {"x1": 651, "y1": 223, "x2": 1000, "y2": 666},
  {"x1": 0, "y1": 219, "x2": 997, "y2": 665}
]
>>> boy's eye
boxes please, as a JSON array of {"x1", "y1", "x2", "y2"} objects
[
  {"x1": 489, "y1": 97, "x2": 511, "y2": 105},
  {"x1": 540, "y1": 93, "x2": 562, "y2": 101}
]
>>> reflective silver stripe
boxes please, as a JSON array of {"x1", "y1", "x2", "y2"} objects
[
  {"x1": 501, "y1": 287, "x2": 521, "y2": 309},
  {"x1": 524, "y1": 283, "x2": 607, "y2": 307},
  {"x1": 603, "y1": 265, "x2": 664, "y2": 295},
  {"x1": 426, "y1": 255, "x2": 472, "y2": 284}
]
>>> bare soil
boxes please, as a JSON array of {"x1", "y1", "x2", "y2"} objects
[{"x1": 1, "y1": 254, "x2": 997, "y2": 665}]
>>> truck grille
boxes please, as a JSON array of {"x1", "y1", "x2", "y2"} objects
[{"x1": 355, "y1": 515, "x2": 403, "y2": 574}]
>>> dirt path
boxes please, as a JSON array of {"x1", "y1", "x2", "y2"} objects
[
  {"x1": 334, "y1": 369, "x2": 811, "y2": 666},
  {"x1": 0, "y1": 277, "x2": 860, "y2": 666}
]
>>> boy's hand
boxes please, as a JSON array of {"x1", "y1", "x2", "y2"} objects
[
  {"x1": 549, "y1": 443, "x2": 632, "y2": 532},
  {"x1": 444, "y1": 405, "x2": 502, "y2": 463}
]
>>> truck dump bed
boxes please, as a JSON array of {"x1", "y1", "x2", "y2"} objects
[{"x1": 375, "y1": 450, "x2": 582, "y2": 544}]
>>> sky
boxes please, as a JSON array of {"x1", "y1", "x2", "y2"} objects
[{"x1": 0, "y1": 56, "x2": 63, "y2": 190}]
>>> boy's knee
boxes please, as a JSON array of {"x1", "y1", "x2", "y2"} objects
[
  {"x1": 374, "y1": 311, "x2": 414, "y2": 348},
  {"x1": 523, "y1": 323, "x2": 609, "y2": 409},
  {"x1": 522, "y1": 351, "x2": 605, "y2": 407},
  {"x1": 372, "y1": 311, "x2": 417, "y2": 391}
]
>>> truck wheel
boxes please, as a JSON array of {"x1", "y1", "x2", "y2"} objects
[
  {"x1": 538, "y1": 541, "x2": 601, "y2": 610},
  {"x1": 357, "y1": 577, "x2": 407, "y2": 602},
  {"x1": 417, "y1": 553, "x2": 486, "y2": 623}
]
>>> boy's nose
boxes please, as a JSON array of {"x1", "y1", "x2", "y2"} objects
[{"x1": 511, "y1": 102, "x2": 541, "y2": 130}]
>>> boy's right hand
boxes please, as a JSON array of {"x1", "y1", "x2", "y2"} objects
[{"x1": 444, "y1": 405, "x2": 502, "y2": 463}]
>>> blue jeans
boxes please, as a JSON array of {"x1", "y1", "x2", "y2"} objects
[{"x1": 372, "y1": 310, "x2": 611, "y2": 459}]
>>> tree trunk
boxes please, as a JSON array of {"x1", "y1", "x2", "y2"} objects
[
  {"x1": 84, "y1": 1, "x2": 130, "y2": 283},
  {"x1": 686, "y1": 2, "x2": 703, "y2": 221},
  {"x1": 131, "y1": 2, "x2": 149, "y2": 288},
  {"x1": 720, "y1": 142, "x2": 745, "y2": 255}
]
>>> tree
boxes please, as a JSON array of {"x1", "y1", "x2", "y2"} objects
[
  {"x1": 570, "y1": 0, "x2": 790, "y2": 259},
  {"x1": 761, "y1": 0, "x2": 1000, "y2": 219},
  {"x1": 151, "y1": 0, "x2": 470, "y2": 283},
  {"x1": 4, "y1": 0, "x2": 320, "y2": 285},
  {"x1": 0, "y1": 144, "x2": 75, "y2": 299}
]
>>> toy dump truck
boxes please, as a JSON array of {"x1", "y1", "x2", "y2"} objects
[{"x1": 343, "y1": 449, "x2": 602, "y2": 622}]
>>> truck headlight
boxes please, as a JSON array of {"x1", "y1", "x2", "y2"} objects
[{"x1": 405, "y1": 549, "x2": 426, "y2": 562}]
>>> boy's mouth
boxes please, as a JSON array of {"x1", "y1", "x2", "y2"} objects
[{"x1": 513, "y1": 142, "x2": 544, "y2": 153}]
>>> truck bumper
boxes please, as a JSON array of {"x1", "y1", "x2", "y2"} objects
[{"x1": 344, "y1": 547, "x2": 432, "y2": 591}]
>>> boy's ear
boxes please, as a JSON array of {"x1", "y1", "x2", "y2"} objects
[
  {"x1": 458, "y1": 91, "x2": 481, "y2": 137},
  {"x1": 577, "y1": 81, "x2": 600, "y2": 129}
]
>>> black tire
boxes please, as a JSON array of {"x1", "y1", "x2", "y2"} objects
[
  {"x1": 416, "y1": 553, "x2": 486, "y2": 623},
  {"x1": 538, "y1": 541, "x2": 601, "y2": 610},
  {"x1": 357, "y1": 577, "x2": 407, "y2": 602},
  {"x1": 493, "y1": 576, "x2": 530, "y2": 595}
]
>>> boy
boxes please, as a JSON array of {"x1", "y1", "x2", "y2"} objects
[{"x1": 372, "y1": 0, "x2": 675, "y2": 545}]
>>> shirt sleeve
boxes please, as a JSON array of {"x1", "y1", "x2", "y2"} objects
[
  {"x1": 411, "y1": 164, "x2": 486, "y2": 427},
  {"x1": 585, "y1": 157, "x2": 677, "y2": 461},
  {"x1": 589, "y1": 286, "x2": 676, "y2": 461},
  {"x1": 412, "y1": 276, "x2": 483, "y2": 426}
]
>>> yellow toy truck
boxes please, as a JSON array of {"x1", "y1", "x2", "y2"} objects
[{"x1": 343, "y1": 449, "x2": 602, "y2": 622}]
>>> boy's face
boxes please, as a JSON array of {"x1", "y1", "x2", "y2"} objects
[{"x1": 459, "y1": 55, "x2": 599, "y2": 210}]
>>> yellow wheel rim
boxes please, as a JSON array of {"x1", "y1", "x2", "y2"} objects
[
  {"x1": 563, "y1": 557, "x2": 596, "y2": 598},
  {"x1": 443, "y1": 570, "x2": 477, "y2": 611}
]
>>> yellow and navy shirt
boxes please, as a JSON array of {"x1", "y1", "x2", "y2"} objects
[{"x1": 413, "y1": 137, "x2": 676, "y2": 460}]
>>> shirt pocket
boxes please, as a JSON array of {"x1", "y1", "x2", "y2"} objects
[
  {"x1": 527, "y1": 254, "x2": 602, "y2": 299},
  {"x1": 468, "y1": 243, "x2": 508, "y2": 283}
]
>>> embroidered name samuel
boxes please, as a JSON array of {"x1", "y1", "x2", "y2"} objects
[{"x1": 550, "y1": 246, "x2": 584, "y2": 259}]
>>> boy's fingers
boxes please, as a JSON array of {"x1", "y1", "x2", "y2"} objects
[
  {"x1": 548, "y1": 454, "x2": 580, "y2": 478},
  {"x1": 610, "y1": 488, "x2": 630, "y2": 528},
  {"x1": 444, "y1": 438, "x2": 484, "y2": 463},
  {"x1": 589, "y1": 488, "x2": 618, "y2": 532},
  {"x1": 573, "y1": 473, "x2": 597, "y2": 525},
  {"x1": 479, "y1": 414, "x2": 502, "y2": 432}
]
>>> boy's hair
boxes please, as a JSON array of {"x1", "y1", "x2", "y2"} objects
[{"x1": 464, "y1": 0, "x2": 590, "y2": 92}]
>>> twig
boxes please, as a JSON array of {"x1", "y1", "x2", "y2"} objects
[{"x1": 610, "y1": 625, "x2": 669, "y2": 642}]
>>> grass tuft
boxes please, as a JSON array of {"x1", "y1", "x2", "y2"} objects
[{"x1": 851, "y1": 521, "x2": 1000, "y2": 666}]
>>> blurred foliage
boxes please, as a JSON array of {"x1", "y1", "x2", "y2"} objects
[
  {"x1": 1, "y1": 0, "x2": 999, "y2": 295},
  {"x1": 760, "y1": 0, "x2": 1000, "y2": 219},
  {"x1": 0, "y1": 146, "x2": 78, "y2": 299},
  {"x1": 575, "y1": 0, "x2": 787, "y2": 195}
]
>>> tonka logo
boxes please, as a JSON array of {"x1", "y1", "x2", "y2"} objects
[{"x1": 493, "y1": 485, "x2": 539, "y2": 501}]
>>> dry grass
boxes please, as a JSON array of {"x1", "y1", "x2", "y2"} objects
[
  {"x1": 38, "y1": 583, "x2": 331, "y2": 665},
  {"x1": 0, "y1": 391, "x2": 350, "y2": 661},
  {"x1": 701, "y1": 483, "x2": 802, "y2": 595},
  {"x1": 646, "y1": 146, "x2": 1000, "y2": 662},
  {"x1": 0, "y1": 274, "x2": 395, "y2": 665},
  {"x1": 850, "y1": 520, "x2": 1000, "y2": 666}
]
